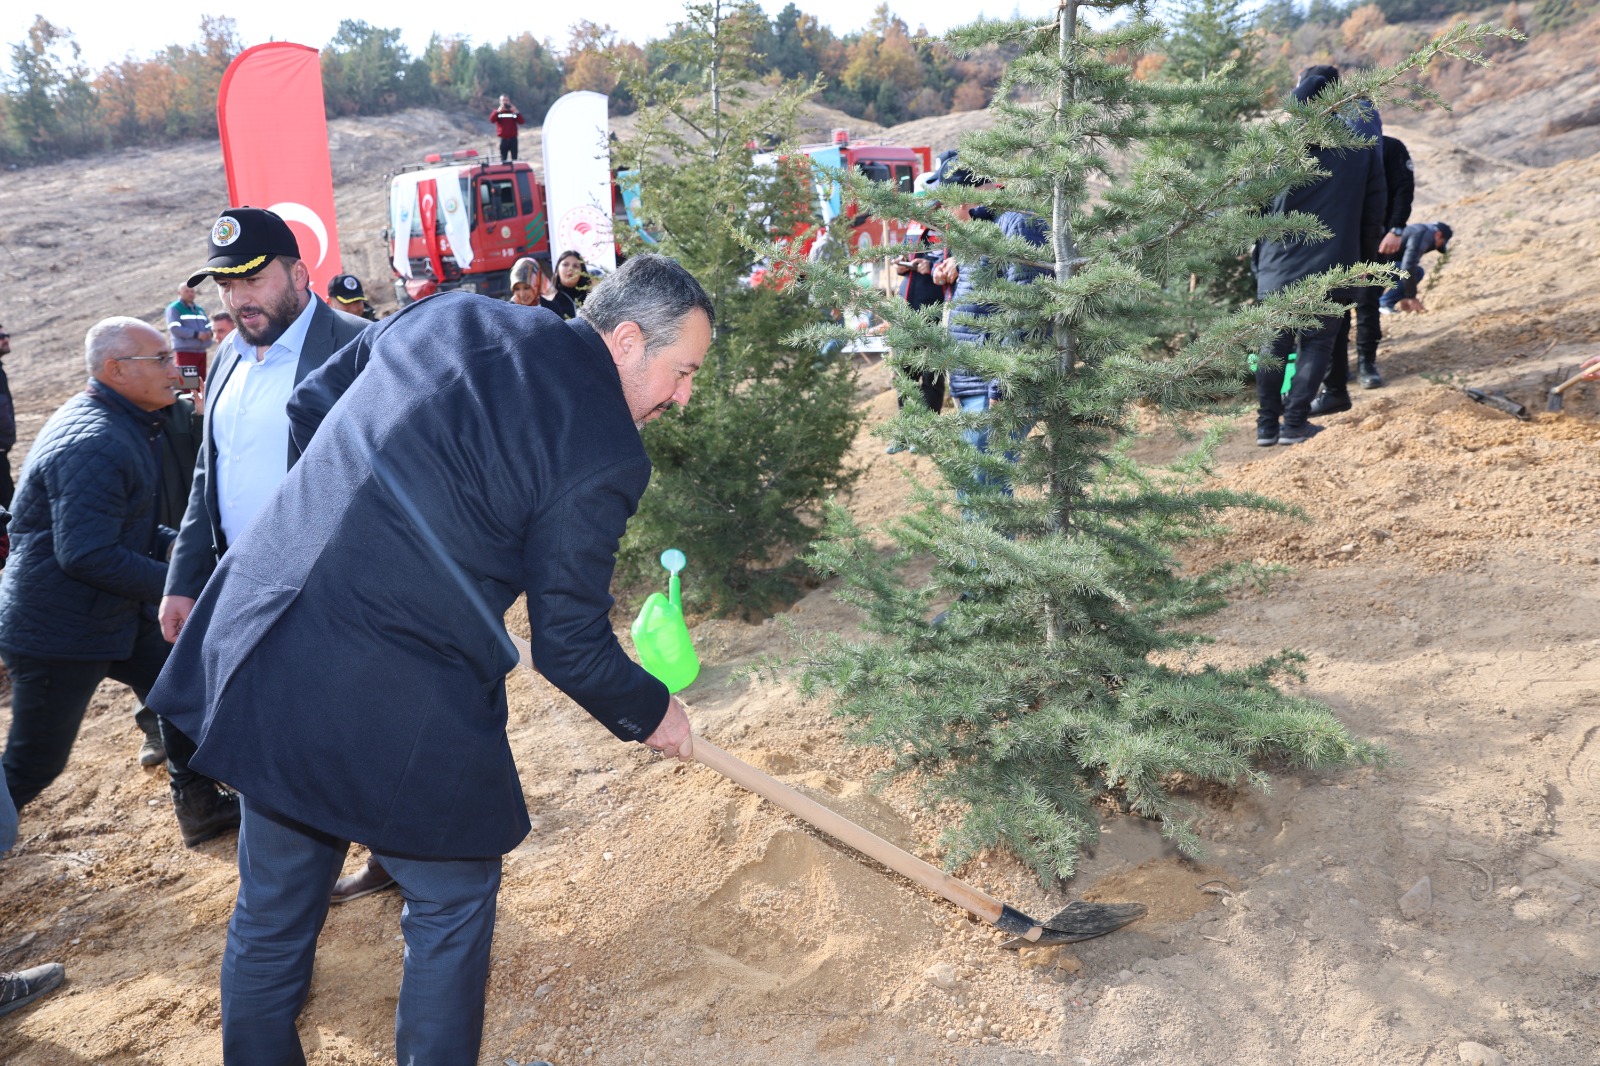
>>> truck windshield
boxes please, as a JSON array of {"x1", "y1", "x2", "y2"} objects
[{"x1": 479, "y1": 179, "x2": 519, "y2": 224}]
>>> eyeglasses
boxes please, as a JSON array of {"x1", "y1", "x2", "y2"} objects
[{"x1": 116, "y1": 351, "x2": 175, "y2": 367}]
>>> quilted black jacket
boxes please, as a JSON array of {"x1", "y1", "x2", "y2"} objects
[{"x1": 0, "y1": 381, "x2": 176, "y2": 661}]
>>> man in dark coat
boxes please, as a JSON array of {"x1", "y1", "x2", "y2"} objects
[
  {"x1": 0, "y1": 317, "x2": 232, "y2": 847},
  {"x1": 1317, "y1": 133, "x2": 1416, "y2": 412},
  {"x1": 1252, "y1": 72, "x2": 1386, "y2": 446},
  {"x1": 146, "y1": 253, "x2": 712, "y2": 1065},
  {"x1": 156, "y1": 207, "x2": 369, "y2": 851}
]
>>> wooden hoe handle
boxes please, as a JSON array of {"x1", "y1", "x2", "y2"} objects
[
  {"x1": 508, "y1": 632, "x2": 1026, "y2": 937},
  {"x1": 692, "y1": 737, "x2": 1008, "y2": 928}
]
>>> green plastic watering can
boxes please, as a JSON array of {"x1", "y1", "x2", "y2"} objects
[{"x1": 631, "y1": 548, "x2": 700, "y2": 693}]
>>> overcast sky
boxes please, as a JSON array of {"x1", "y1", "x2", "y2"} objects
[{"x1": 8, "y1": 1, "x2": 1041, "y2": 73}]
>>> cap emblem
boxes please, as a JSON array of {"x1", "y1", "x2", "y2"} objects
[{"x1": 212, "y1": 216, "x2": 242, "y2": 247}]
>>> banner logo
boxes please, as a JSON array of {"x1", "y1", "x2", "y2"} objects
[{"x1": 267, "y1": 201, "x2": 330, "y2": 267}]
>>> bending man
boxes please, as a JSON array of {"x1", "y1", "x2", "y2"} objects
[{"x1": 147, "y1": 254, "x2": 712, "y2": 1065}]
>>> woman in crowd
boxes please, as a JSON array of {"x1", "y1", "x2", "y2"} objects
[
  {"x1": 508, "y1": 258, "x2": 577, "y2": 319},
  {"x1": 553, "y1": 250, "x2": 593, "y2": 309}
]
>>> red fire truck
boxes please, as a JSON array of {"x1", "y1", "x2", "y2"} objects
[{"x1": 384, "y1": 150, "x2": 550, "y2": 303}]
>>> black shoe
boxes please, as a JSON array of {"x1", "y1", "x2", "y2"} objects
[
  {"x1": 1256, "y1": 424, "x2": 1279, "y2": 447},
  {"x1": 0, "y1": 962, "x2": 65, "y2": 1018},
  {"x1": 330, "y1": 858, "x2": 398, "y2": 904},
  {"x1": 1309, "y1": 389, "x2": 1352, "y2": 417},
  {"x1": 1278, "y1": 423, "x2": 1324, "y2": 446},
  {"x1": 1358, "y1": 361, "x2": 1383, "y2": 389},
  {"x1": 173, "y1": 784, "x2": 241, "y2": 847},
  {"x1": 138, "y1": 734, "x2": 166, "y2": 768}
]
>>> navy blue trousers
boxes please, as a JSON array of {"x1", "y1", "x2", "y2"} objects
[
  {"x1": 1, "y1": 617, "x2": 186, "y2": 808},
  {"x1": 222, "y1": 799, "x2": 502, "y2": 1065}
]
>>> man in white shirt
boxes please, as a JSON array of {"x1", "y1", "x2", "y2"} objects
[{"x1": 157, "y1": 208, "x2": 369, "y2": 848}]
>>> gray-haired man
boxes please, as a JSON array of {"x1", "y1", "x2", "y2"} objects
[{"x1": 0, "y1": 318, "x2": 237, "y2": 845}]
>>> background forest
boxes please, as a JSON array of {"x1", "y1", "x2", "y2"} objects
[{"x1": 1, "y1": 0, "x2": 1575, "y2": 165}]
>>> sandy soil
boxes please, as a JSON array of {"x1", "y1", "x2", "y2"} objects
[{"x1": 3, "y1": 31, "x2": 1600, "y2": 1066}]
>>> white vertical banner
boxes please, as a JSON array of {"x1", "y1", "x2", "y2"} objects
[{"x1": 541, "y1": 91, "x2": 617, "y2": 272}]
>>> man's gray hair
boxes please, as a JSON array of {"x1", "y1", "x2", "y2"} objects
[
  {"x1": 580, "y1": 254, "x2": 715, "y2": 355},
  {"x1": 84, "y1": 316, "x2": 156, "y2": 376}
]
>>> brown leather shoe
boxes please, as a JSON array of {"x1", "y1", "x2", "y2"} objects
[{"x1": 330, "y1": 857, "x2": 396, "y2": 904}]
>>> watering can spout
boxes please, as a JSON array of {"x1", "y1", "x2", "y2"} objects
[{"x1": 631, "y1": 549, "x2": 700, "y2": 693}]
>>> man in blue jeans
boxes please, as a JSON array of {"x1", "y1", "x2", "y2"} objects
[
  {"x1": 926, "y1": 151, "x2": 1050, "y2": 502},
  {"x1": 0, "y1": 761, "x2": 67, "y2": 1018},
  {"x1": 147, "y1": 256, "x2": 711, "y2": 1065},
  {"x1": 1379, "y1": 220, "x2": 1453, "y2": 313}
]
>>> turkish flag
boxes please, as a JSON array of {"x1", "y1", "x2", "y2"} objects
[
  {"x1": 217, "y1": 43, "x2": 343, "y2": 296},
  {"x1": 416, "y1": 178, "x2": 445, "y2": 284}
]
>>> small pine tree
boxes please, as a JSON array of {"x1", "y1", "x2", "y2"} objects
[
  {"x1": 788, "y1": 7, "x2": 1512, "y2": 882},
  {"x1": 1155, "y1": 0, "x2": 1287, "y2": 327},
  {"x1": 613, "y1": 1, "x2": 862, "y2": 615}
]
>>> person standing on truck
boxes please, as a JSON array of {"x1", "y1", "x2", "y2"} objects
[
  {"x1": 490, "y1": 95, "x2": 525, "y2": 163},
  {"x1": 166, "y1": 283, "x2": 213, "y2": 384}
]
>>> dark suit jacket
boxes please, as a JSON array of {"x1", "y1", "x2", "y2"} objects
[
  {"x1": 147, "y1": 293, "x2": 669, "y2": 859},
  {"x1": 163, "y1": 297, "x2": 369, "y2": 599}
]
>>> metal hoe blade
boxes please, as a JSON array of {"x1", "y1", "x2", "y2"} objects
[{"x1": 1001, "y1": 901, "x2": 1149, "y2": 949}]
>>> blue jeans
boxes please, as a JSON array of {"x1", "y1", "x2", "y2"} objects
[
  {"x1": 0, "y1": 763, "x2": 17, "y2": 853},
  {"x1": 222, "y1": 799, "x2": 502, "y2": 1065},
  {"x1": 1380, "y1": 264, "x2": 1423, "y2": 309},
  {"x1": 958, "y1": 394, "x2": 1021, "y2": 488}
]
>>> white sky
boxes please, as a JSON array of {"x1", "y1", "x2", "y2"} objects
[{"x1": 7, "y1": 1, "x2": 1040, "y2": 73}]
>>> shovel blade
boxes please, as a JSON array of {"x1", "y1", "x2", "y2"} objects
[{"x1": 1001, "y1": 901, "x2": 1148, "y2": 949}]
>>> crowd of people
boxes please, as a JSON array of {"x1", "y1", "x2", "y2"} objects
[
  {"x1": 0, "y1": 66, "x2": 1488, "y2": 1051},
  {"x1": 1255, "y1": 64, "x2": 1455, "y2": 446},
  {"x1": 0, "y1": 193, "x2": 690, "y2": 1058}
]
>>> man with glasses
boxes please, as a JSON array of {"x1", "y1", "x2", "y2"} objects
[{"x1": 0, "y1": 318, "x2": 235, "y2": 845}]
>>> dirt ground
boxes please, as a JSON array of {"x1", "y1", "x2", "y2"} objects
[{"x1": 3, "y1": 28, "x2": 1600, "y2": 1066}]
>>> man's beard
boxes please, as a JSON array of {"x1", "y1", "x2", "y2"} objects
[{"x1": 234, "y1": 285, "x2": 303, "y2": 348}]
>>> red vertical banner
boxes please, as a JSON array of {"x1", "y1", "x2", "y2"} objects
[{"x1": 217, "y1": 43, "x2": 342, "y2": 296}]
